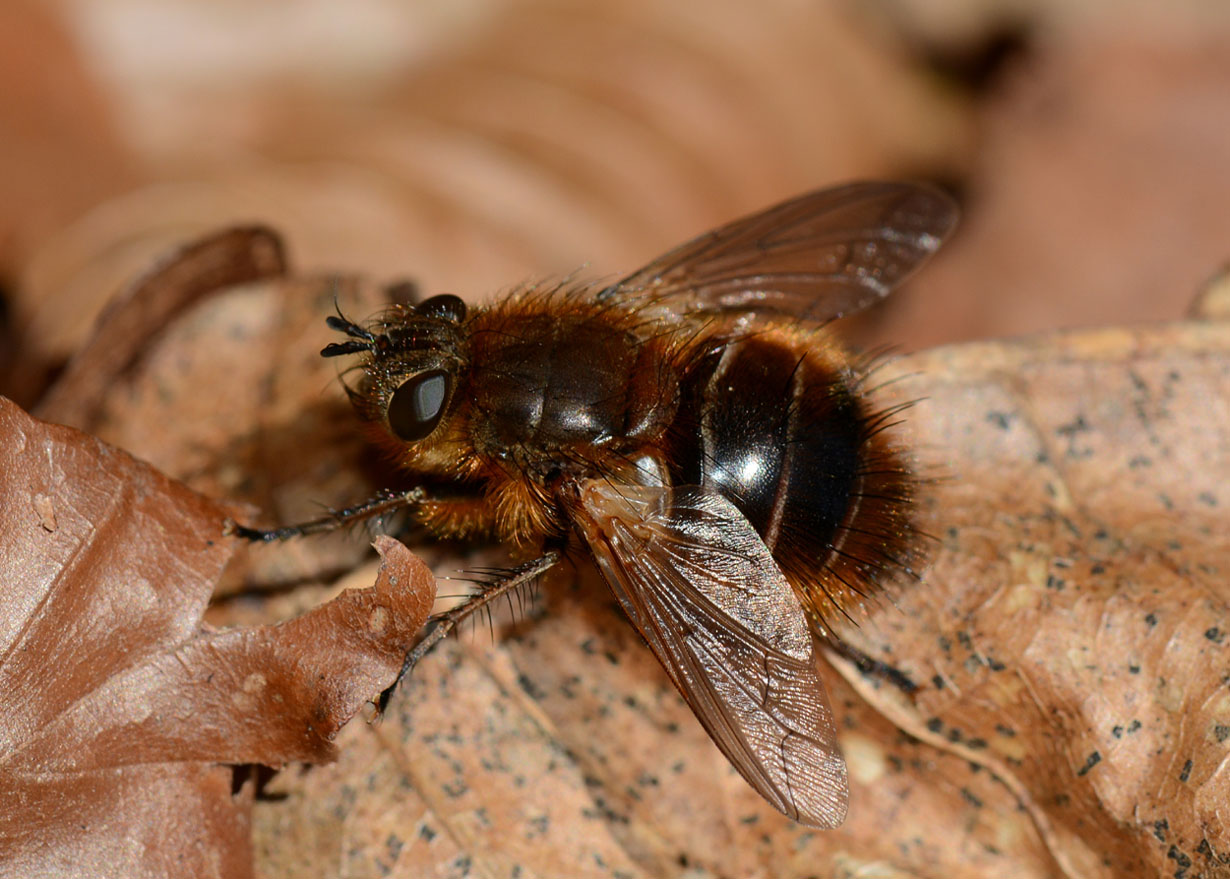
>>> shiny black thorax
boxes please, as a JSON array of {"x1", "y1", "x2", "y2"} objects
[{"x1": 465, "y1": 309, "x2": 676, "y2": 477}]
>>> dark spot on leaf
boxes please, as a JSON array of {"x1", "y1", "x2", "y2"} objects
[
  {"x1": 1058, "y1": 415, "x2": 1089, "y2": 435},
  {"x1": 1167, "y1": 846, "x2": 1192, "y2": 869},
  {"x1": 385, "y1": 833, "x2": 403, "y2": 861},
  {"x1": 517, "y1": 673, "x2": 546, "y2": 699},
  {"x1": 1076, "y1": 751, "x2": 1101, "y2": 776}
]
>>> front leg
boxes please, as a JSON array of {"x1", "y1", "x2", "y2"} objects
[
  {"x1": 225, "y1": 487, "x2": 563, "y2": 707},
  {"x1": 223, "y1": 487, "x2": 428, "y2": 542}
]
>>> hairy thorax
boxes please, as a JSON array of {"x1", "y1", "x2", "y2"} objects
[{"x1": 465, "y1": 301, "x2": 680, "y2": 483}]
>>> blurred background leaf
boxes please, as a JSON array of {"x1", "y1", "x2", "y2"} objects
[{"x1": 3, "y1": 1, "x2": 1229, "y2": 877}]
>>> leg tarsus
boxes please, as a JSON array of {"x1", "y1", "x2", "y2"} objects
[
  {"x1": 823, "y1": 636, "x2": 917, "y2": 694},
  {"x1": 223, "y1": 488, "x2": 426, "y2": 542},
  {"x1": 377, "y1": 550, "x2": 562, "y2": 712}
]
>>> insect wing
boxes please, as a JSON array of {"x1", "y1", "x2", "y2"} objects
[
  {"x1": 599, "y1": 181, "x2": 957, "y2": 322},
  {"x1": 571, "y1": 481, "x2": 849, "y2": 827}
]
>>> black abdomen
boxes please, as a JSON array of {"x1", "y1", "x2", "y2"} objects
[{"x1": 668, "y1": 337, "x2": 864, "y2": 574}]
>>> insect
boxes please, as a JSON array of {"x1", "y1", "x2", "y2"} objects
[{"x1": 229, "y1": 182, "x2": 958, "y2": 828}]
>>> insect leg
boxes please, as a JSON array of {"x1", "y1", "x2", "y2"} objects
[
  {"x1": 223, "y1": 487, "x2": 427, "y2": 542},
  {"x1": 378, "y1": 550, "x2": 562, "y2": 709},
  {"x1": 822, "y1": 637, "x2": 917, "y2": 694}
]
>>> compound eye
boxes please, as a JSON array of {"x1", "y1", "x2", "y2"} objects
[
  {"x1": 387, "y1": 369, "x2": 450, "y2": 441},
  {"x1": 415, "y1": 294, "x2": 467, "y2": 323}
]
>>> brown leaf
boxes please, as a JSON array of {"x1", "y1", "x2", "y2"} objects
[
  {"x1": 26, "y1": 222, "x2": 395, "y2": 591},
  {"x1": 8, "y1": 0, "x2": 970, "y2": 394},
  {"x1": 236, "y1": 314, "x2": 1230, "y2": 879},
  {"x1": 0, "y1": 400, "x2": 435, "y2": 878},
  {"x1": 7, "y1": 3, "x2": 1229, "y2": 875},
  {"x1": 854, "y1": 321, "x2": 1230, "y2": 878},
  {"x1": 0, "y1": 0, "x2": 134, "y2": 273},
  {"x1": 1192, "y1": 265, "x2": 1230, "y2": 322},
  {"x1": 884, "y1": 30, "x2": 1230, "y2": 349},
  {"x1": 33, "y1": 226, "x2": 286, "y2": 428},
  {"x1": 27, "y1": 225, "x2": 1220, "y2": 874}
]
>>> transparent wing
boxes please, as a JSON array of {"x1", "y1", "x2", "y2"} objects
[
  {"x1": 598, "y1": 181, "x2": 957, "y2": 322},
  {"x1": 571, "y1": 480, "x2": 848, "y2": 827}
]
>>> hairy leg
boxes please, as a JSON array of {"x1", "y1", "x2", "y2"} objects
[
  {"x1": 379, "y1": 551, "x2": 562, "y2": 709},
  {"x1": 224, "y1": 488, "x2": 429, "y2": 542},
  {"x1": 225, "y1": 489, "x2": 564, "y2": 706}
]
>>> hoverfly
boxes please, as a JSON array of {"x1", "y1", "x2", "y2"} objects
[{"x1": 229, "y1": 182, "x2": 958, "y2": 827}]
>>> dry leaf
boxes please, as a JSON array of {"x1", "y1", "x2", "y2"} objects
[
  {"x1": 0, "y1": 400, "x2": 436, "y2": 878},
  {"x1": 224, "y1": 309, "x2": 1227, "y2": 878},
  {"x1": 33, "y1": 226, "x2": 286, "y2": 424},
  {"x1": 9, "y1": 0, "x2": 971, "y2": 386},
  {"x1": 20, "y1": 222, "x2": 1225, "y2": 876},
  {"x1": 24, "y1": 224, "x2": 395, "y2": 591},
  {"x1": 885, "y1": 29, "x2": 1230, "y2": 349},
  {"x1": 6, "y1": 4, "x2": 1230, "y2": 875},
  {"x1": 854, "y1": 318, "x2": 1230, "y2": 878},
  {"x1": 0, "y1": 0, "x2": 135, "y2": 273}
]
